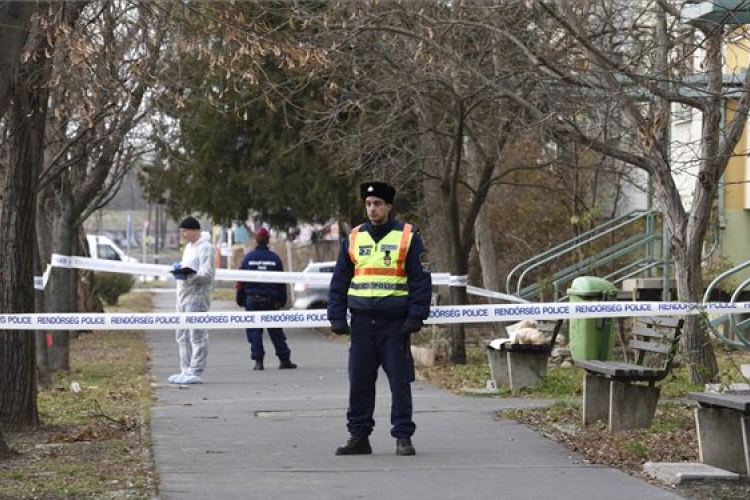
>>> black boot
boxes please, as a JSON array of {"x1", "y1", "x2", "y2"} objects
[
  {"x1": 253, "y1": 360, "x2": 264, "y2": 371},
  {"x1": 279, "y1": 360, "x2": 297, "y2": 369},
  {"x1": 335, "y1": 435, "x2": 372, "y2": 455},
  {"x1": 396, "y1": 438, "x2": 416, "y2": 456}
]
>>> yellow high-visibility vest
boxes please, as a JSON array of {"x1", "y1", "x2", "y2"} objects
[{"x1": 347, "y1": 223, "x2": 413, "y2": 299}]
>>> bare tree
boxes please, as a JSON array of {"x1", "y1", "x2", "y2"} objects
[
  {"x1": 2, "y1": 0, "x2": 158, "y2": 427},
  {"x1": 312, "y1": 1, "x2": 582, "y2": 362},
  {"x1": 36, "y1": 0, "x2": 165, "y2": 372},
  {"x1": 320, "y1": 0, "x2": 735, "y2": 378}
]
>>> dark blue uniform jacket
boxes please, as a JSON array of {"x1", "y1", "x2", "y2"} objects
[
  {"x1": 328, "y1": 219, "x2": 431, "y2": 321},
  {"x1": 240, "y1": 244, "x2": 287, "y2": 307}
]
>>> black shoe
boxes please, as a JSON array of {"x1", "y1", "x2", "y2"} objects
[
  {"x1": 396, "y1": 438, "x2": 416, "y2": 456},
  {"x1": 253, "y1": 360, "x2": 264, "y2": 371},
  {"x1": 335, "y1": 436, "x2": 372, "y2": 455},
  {"x1": 279, "y1": 360, "x2": 297, "y2": 369}
]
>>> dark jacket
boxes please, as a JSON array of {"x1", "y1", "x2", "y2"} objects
[
  {"x1": 239, "y1": 244, "x2": 287, "y2": 307},
  {"x1": 327, "y1": 218, "x2": 431, "y2": 321}
]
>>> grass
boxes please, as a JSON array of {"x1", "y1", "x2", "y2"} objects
[{"x1": 0, "y1": 291, "x2": 157, "y2": 500}]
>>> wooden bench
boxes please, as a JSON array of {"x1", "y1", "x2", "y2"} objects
[
  {"x1": 576, "y1": 315, "x2": 684, "y2": 432},
  {"x1": 687, "y1": 391, "x2": 750, "y2": 475},
  {"x1": 484, "y1": 319, "x2": 564, "y2": 395}
]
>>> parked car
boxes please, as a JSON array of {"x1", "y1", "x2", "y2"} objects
[
  {"x1": 293, "y1": 261, "x2": 336, "y2": 309},
  {"x1": 86, "y1": 234, "x2": 138, "y2": 263}
]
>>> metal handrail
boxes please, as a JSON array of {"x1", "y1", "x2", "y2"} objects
[
  {"x1": 511, "y1": 211, "x2": 663, "y2": 300},
  {"x1": 518, "y1": 239, "x2": 665, "y2": 300},
  {"x1": 702, "y1": 259, "x2": 750, "y2": 348},
  {"x1": 505, "y1": 210, "x2": 653, "y2": 294},
  {"x1": 510, "y1": 211, "x2": 658, "y2": 297},
  {"x1": 605, "y1": 259, "x2": 673, "y2": 284}
]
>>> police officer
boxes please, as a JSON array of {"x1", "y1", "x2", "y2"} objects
[
  {"x1": 239, "y1": 227, "x2": 297, "y2": 371},
  {"x1": 328, "y1": 181, "x2": 432, "y2": 456}
]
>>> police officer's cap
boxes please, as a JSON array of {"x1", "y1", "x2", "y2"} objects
[{"x1": 360, "y1": 182, "x2": 395, "y2": 204}]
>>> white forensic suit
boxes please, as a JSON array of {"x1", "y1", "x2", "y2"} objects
[{"x1": 172, "y1": 231, "x2": 215, "y2": 384}]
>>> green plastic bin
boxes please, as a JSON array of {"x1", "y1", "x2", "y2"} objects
[{"x1": 567, "y1": 276, "x2": 619, "y2": 361}]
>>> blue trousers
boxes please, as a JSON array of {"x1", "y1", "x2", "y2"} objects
[
  {"x1": 347, "y1": 314, "x2": 416, "y2": 439},
  {"x1": 245, "y1": 326, "x2": 291, "y2": 362},
  {"x1": 245, "y1": 297, "x2": 291, "y2": 362}
]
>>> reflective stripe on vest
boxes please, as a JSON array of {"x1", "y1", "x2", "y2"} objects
[{"x1": 347, "y1": 223, "x2": 413, "y2": 299}]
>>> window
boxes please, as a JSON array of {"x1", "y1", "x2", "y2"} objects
[{"x1": 98, "y1": 244, "x2": 121, "y2": 261}]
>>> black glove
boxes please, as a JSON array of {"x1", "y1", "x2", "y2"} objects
[
  {"x1": 401, "y1": 317, "x2": 423, "y2": 335},
  {"x1": 330, "y1": 319, "x2": 350, "y2": 335},
  {"x1": 235, "y1": 289, "x2": 246, "y2": 308},
  {"x1": 235, "y1": 282, "x2": 247, "y2": 308}
]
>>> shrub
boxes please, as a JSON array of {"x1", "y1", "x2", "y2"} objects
[{"x1": 94, "y1": 272, "x2": 135, "y2": 306}]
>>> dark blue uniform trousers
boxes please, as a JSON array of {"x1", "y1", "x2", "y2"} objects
[
  {"x1": 347, "y1": 313, "x2": 416, "y2": 439},
  {"x1": 245, "y1": 298, "x2": 292, "y2": 362}
]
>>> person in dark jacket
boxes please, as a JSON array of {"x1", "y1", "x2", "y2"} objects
[
  {"x1": 237, "y1": 227, "x2": 297, "y2": 371},
  {"x1": 328, "y1": 181, "x2": 432, "y2": 456}
]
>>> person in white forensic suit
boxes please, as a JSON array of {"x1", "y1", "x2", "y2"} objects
[{"x1": 168, "y1": 215, "x2": 216, "y2": 385}]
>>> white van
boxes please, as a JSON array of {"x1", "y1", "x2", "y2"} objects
[{"x1": 86, "y1": 234, "x2": 138, "y2": 262}]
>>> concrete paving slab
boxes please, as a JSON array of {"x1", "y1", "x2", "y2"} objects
[
  {"x1": 643, "y1": 462, "x2": 739, "y2": 484},
  {"x1": 145, "y1": 290, "x2": 685, "y2": 499}
]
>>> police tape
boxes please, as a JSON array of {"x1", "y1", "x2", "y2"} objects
[
  {"x1": 40, "y1": 255, "x2": 529, "y2": 305},
  {"x1": 0, "y1": 300, "x2": 745, "y2": 331},
  {"x1": 46, "y1": 253, "x2": 455, "y2": 287}
]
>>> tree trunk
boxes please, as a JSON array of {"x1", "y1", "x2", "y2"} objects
[
  {"x1": 446, "y1": 183, "x2": 468, "y2": 365},
  {"x1": 46, "y1": 197, "x2": 78, "y2": 372},
  {"x1": 35, "y1": 119, "x2": 55, "y2": 385},
  {"x1": 35, "y1": 332, "x2": 52, "y2": 388},
  {"x1": 444, "y1": 106, "x2": 469, "y2": 364},
  {"x1": 0, "y1": 89, "x2": 45, "y2": 430},
  {"x1": 34, "y1": 239, "x2": 51, "y2": 388},
  {"x1": 674, "y1": 28, "x2": 722, "y2": 384},
  {"x1": 0, "y1": 1, "x2": 36, "y2": 452},
  {"x1": 674, "y1": 250, "x2": 719, "y2": 383},
  {"x1": 465, "y1": 139, "x2": 505, "y2": 337},
  {"x1": 654, "y1": 167, "x2": 719, "y2": 383},
  {"x1": 449, "y1": 285, "x2": 469, "y2": 364},
  {"x1": 442, "y1": 104, "x2": 467, "y2": 364},
  {"x1": 465, "y1": 139, "x2": 501, "y2": 292}
]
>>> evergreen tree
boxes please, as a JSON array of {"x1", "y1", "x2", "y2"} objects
[{"x1": 142, "y1": 0, "x2": 354, "y2": 228}]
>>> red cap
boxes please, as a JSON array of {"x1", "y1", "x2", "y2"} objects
[{"x1": 255, "y1": 227, "x2": 270, "y2": 244}]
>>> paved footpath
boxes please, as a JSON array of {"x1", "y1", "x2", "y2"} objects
[{"x1": 146, "y1": 289, "x2": 683, "y2": 500}]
